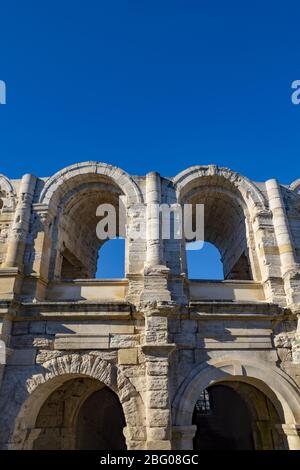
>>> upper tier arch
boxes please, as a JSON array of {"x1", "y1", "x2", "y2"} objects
[
  {"x1": 39, "y1": 161, "x2": 144, "y2": 207},
  {"x1": 173, "y1": 165, "x2": 267, "y2": 210},
  {"x1": 290, "y1": 179, "x2": 300, "y2": 194},
  {"x1": 0, "y1": 174, "x2": 16, "y2": 210}
]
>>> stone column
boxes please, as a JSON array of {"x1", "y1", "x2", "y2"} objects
[
  {"x1": 142, "y1": 302, "x2": 176, "y2": 450},
  {"x1": 22, "y1": 204, "x2": 53, "y2": 301},
  {"x1": 266, "y1": 179, "x2": 300, "y2": 307},
  {"x1": 145, "y1": 172, "x2": 162, "y2": 269},
  {"x1": 266, "y1": 179, "x2": 296, "y2": 273},
  {"x1": 276, "y1": 424, "x2": 300, "y2": 450},
  {"x1": 251, "y1": 209, "x2": 286, "y2": 305},
  {"x1": 256, "y1": 420, "x2": 279, "y2": 449},
  {"x1": 3, "y1": 174, "x2": 36, "y2": 270},
  {"x1": 172, "y1": 425, "x2": 197, "y2": 450},
  {"x1": 141, "y1": 173, "x2": 171, "y2": 302}
]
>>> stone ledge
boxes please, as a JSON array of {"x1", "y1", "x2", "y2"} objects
[
  {"x1": 189, "y1": 302, "x2": 286, "y2": 319},
  {"x1": 54, "y1": 335, "x2": 110, "y2": 350},
  {"x1": 11, "y1": 300, "x2": 134, "y2": 320}
]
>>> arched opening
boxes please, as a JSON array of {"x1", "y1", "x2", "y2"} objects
[
  {"x1": 76, "y1": 387, "x2": 126, "y2": 449},
  {"x1": 186, "y1": 241, "x2": 224, "y2": 279},
  {"x1": 95, "y1": 237, "x2": 125, "y2": 278},
  {"x1": 32, "y1": 377, "x2": 127, "y2": 450},
  {"x1": 183, "y1": 186, "x2": 253, "y2": 280},
  {"x1": 177, "y1": 172, "x2": 259, "y2": 281},
  {"x1": 192, "y1": 381, "x2": 286, "y2": 450},
  {"x1": 46, "y1": 176, "x2": 126, "y2": 280}
]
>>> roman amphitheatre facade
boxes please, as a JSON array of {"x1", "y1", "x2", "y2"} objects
[{"x1": 0, "y1": 161, "x2": 300, "y2": 450}]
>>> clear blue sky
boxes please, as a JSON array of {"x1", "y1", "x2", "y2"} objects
[{"x1": 0, "y1": 1, "x2": 299, "y2": 278}]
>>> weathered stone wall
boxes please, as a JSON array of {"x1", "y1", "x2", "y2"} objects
[{"x1": 0, "y1": 162, "x2": 300, "y2": 450}]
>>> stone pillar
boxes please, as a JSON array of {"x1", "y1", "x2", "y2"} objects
[
  {"x1": 266, "y1": 179, "x2": 300, "y2": 307},
  {"x1": 172, "y1": 425, "x2": 197, "y2": 450},
  {"x1": 21, "y1": 204, "x2": 53, "y2": 301},
  {"x1": 145, "y1": 172, "x2": 162, "y2": 269},
  {"x1": 141, "y1": 173, "x2": 171, "y2": 302},
  {"x1": 292, "y1": 318, "x2": 300, "y2": 363},
  {"x1": 276, "y1": 424, "x2": 300, "y2": 450},
  {"x1": 251, "y1": 209, "x2": 286, "y2": 305},
  {"x1": 31, "y1": 206, "x2": 52, "y2": 280},
  {"x1": 3, "y1": 174, "x2": 36, "y2": 270},
  {"x1": 142, "y1": 302, "x2": 176, "y2": 450},
  {"x1": 266, "y1": 179, "x2": 296, "y2": 273},
  {"x1": 256, "y1": 420, "x2": 279, "y2": 450}
]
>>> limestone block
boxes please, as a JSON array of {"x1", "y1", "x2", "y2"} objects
[
  {"x1": 147, "y1": 390, "x2": 169, "y2": 409},
  {"x1": 110, "y1": 334, "x2": 139, "y2": 349},
  {"x1": 29, "y1": 321, "x2": 46, "y2": 334},
  {"x1": 33, "y1": 337, "x2": 53, "y2": 349},
  {"x1": 181, "y1": 320, "x2": 198, "y2": 333},
  {"x1": 146, "y1": 361, "x2": 168, "y2": 376},
  {"x1": 89, "y1": 350, "x2": 118, "y2": 362},
  {"x1": 169, "y1": 319, "x2": 180, "y2": 334},
  {"x1": 126, "y1": 440, "x2": 146, "y2": 450},
  {"x1": 173, "y1": 333, "x2": 196, "y2": 348},
  {"x1": 179, "y1": 349, "x2": 194, "y2": 363},
  {"x1": 36, "y1": 350, "x2": 63, "y2": 364},
  {"x1": 46, "y1": 321, "x2": 135, "y2": 336},
  {"x1": 197, "y1": 334, "x2": 272, "y2": 349},
  {"x1": 147, "y1": 376, "x2": 169, "y2": 391},
  {"x1": 119, "y1": 364, "x2": 145, "y2": 377},
  {"x1": 12, "y1": 321, "x2": 29, "y2": 335},
  {"x1": 194, "y1": 349, "x2": 210, "y2": 363},
  {"x1": 146, "y1": 440, "x2": 172, "y2": 450},
  {"x1": 122, "y1": 398, "x2": 144, "y2": 426},
  {"x1": 148, "y1": 409, "x2": 170, "y2": 427},
  {"x1": 118, "y1": 348, "x2": 138, "y2": 365},
  {"x1": 54, "y1": 335, "x2": 109, "y2": 350},
  {"x1": 8, "y1": 348, "x2": 36, "y2": 365},
  {"x1": 145, "y1": 329, "x2": 168, "y2": 343},
  {"x1": 147, "y1": 427, "x2": 170, "y2": 441},
  {"x1": 10, "y1": 335, "x2": 39, "y2": 348},
  {"x1": 123, "y1": 426, "x2": 146, "y2": 441}
]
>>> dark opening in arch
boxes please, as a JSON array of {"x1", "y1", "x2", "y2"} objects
[
  {"x1": 180, "y1": 175, "x2": 254, "y2": 281},
  {"x1": 33, "y1": 378, "x2": 127, "y2": 450},
  {"x1": 192, "y1": 382, "x2": 286, "y2": 450},
  {"x1": 76, "y1": 387, "x2": 126, "y2": 450}
]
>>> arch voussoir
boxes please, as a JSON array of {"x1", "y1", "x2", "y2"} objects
[{"x1": 39, "y1": 161, "x2": 143, "y2": 206}]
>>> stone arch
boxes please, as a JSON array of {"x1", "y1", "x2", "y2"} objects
[
  {"x1": 10, "y1": 354, "x2": 146, "y2": 450},
  {"x1": 172, "y1": 356, "x2": 300, "y2": 449},
  {"x1": 0, "y1": 174, "x2": 16, "y2": 211},
  {"x1": 290, "y1": 179, "x2": 300, "y2": 195},
  {"x1": 173, "y1": 165, "x2": 267, "y2": 210},
  {"x1": 39, "y1": 161, "x2": 143, "y2": 207},
  {"x1": 173, "y1": 166, "x2": 267, "y2": 281},
  {"x1": 35, "y1": 162, "x2": 143, "y2": 281}
]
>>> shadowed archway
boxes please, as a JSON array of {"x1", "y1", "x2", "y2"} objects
[
  {"x1": 33, "y1": 377, "x2": 127, "y2": 450},
  {"x1": 8, "y1": 354, "x2": 146, "y2": 450},
  {"x1": 172, "y1": 357, "x2": 300, "y2": 450}
]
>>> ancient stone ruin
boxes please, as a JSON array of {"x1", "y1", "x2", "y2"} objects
[{"x1": 0, "y1": 162, "x2": 300, "y2": 449}]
